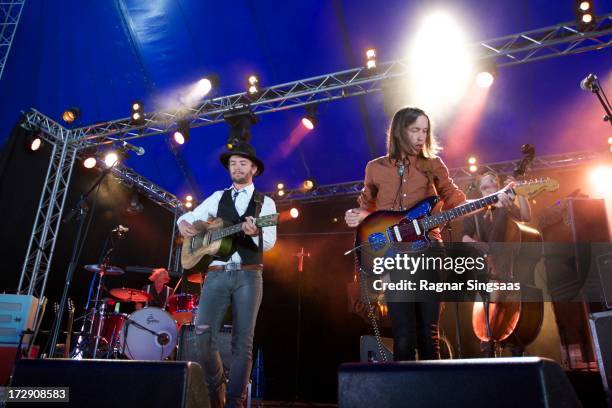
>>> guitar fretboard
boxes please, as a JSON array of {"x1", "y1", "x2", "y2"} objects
[
  {"x1": 210, "y1": 223, "x2": 244, "y2": 242},
  {"x1": 420, "y1": 191, "x2": 502, "y2": 230}
]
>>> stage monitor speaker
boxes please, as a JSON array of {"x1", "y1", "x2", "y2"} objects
[
  {"x1": 339, "y1": 357, "x2": 581, "y2": 408},
  {"x1": 9, "y1": 359, "x2": 209, "y2": 408},
  {"x1": 589, "y1": 310, "x2": 612, "y2": 392}
]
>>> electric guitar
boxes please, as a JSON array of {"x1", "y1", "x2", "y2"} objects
[
  {"x1": 354, "y1": 178, "x2": 559, "y2": 263},
  {"x1": 65, "y1": 299, "x2": 74, "y2": 358},
  {"x1": 181, "y1": 213, "x2": 279, "y2": 270}
]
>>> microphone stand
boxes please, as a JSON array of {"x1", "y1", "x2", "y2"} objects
[
  {"x1": 440, "y1": 222, "x2": 464, "y2": 359},
  {"x1": 293, "y1": 247, "x2": 310, "y2": 401},
  {"x1": 584, "y1": 76, "x2": 612, "y2": 127},
  {"x1": 48, "y1": 167, "x2": 111, "y2": 358}
]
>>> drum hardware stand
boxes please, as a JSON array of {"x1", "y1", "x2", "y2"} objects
[{"x1": 48, "y1": 167, "x2": 112, "y2": 358}]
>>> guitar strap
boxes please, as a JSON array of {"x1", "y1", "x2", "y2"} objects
[{"x1": 253, "y1": 190, "x2": 265, "y2": 255}]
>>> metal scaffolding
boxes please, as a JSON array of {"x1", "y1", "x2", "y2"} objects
[
  {"x1": 15, "y1": 15, "x2": 612, "y2": 299},
  {"x1": 70, "y1": 14, "x2": 612, "y2": 146},
  {"x1": 17, "y1": 140, "x2": 78, "y2": 298},
  {"x1": 269, "y1": 150, "x2": 609, "y2": 205},
  {"x1": 0, "y1": 0, "x2": 25, "y2": 81}
]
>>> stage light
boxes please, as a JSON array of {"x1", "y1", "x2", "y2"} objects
[
  {"x1": 104, "y1": 151, "x2": 120, "y2": 168},
  {"x1": 247, "y1": 75, "x2": 259, "y2": 95},
  {"x1": 225, "y1": 110, "x2": 258, "y2": 148},
  {"x1": 366, "y1": 48, "x2": 377, "y2": 70},
  {"x1": 185, "y1": 201, "x2": 193, "y2": 209},
  {"x1": 172, "y1": 120, "x2": 190, "y2": 145},
  {"x1": 83, "y1": 157, "x2": 97, "y2": 169},
  {"x1": 131, "y1": 100, "x2": 145, "y2": 125},
  {"x1": 186, "y1": 195, "x2": 193, "y2": 202},
  {"x1": 476, "y1": 71, "x2": 494, "y2": 88},
  {"x1": 469, "y1": 164, "x2": 478, "y2": 173},
  {"x1": 332, "y1": 217, "x2": 338, "y2": 223},
  {"x1": 277, "y1": 183, "x2": 284, "y2": 190},
  {"x1": 196, "y1": 78, "x2": 212, "y2": 97},
  {"x1": 278, "y1": 190, "x2": 285, "y2": 197},
  {"x1": 173, "y1": 131, "x2": 185, "y2": 145},
  {"x1": 468, "y1": 156, "x2": 477, "y2": 165},
  {"x1": 301, "y1": 104, "x2": 318, "y2": 130},
  {"x1": 302, "y1": 178, "x2": 316, "y2": 191},
  {"x1": 590, "y1": 166, "x2": 612, "y2": 198},
  {"x1": 408, "y1": 11, "x2": 473, "y2": 118},
  {"x1": 575, "y1": 0, "x2": 595, "y2": 31},
  {"x1": 25, "y1": 130, "x2": 43, "y2": 152},
  {"x1": 62, "y1": 107, "x2": 81, "y2": 124},
  {"x1": 290, "y1": 208, "x2": 299, "y2": 219},
  {"x1": 475, "y1": 60, "x2": 496, "y2": 88}
]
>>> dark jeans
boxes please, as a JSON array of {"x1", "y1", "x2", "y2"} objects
[
  {"x1": 385, "y1": 244, "x2": 444, "y2": 361},
  {"x1": 386, "y1": 300, "x2": 441, "y2": 361},
  {"x1": 194, "y1": 269, "x2": 263, "y2": 407}
]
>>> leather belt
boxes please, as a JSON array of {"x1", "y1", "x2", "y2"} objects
[{"x1": 208, "y1": 263, "x2": 263, "y2": 272}]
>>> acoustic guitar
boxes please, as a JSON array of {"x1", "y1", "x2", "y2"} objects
[{"x1": 181, "y1": 213, "x2": 279, "y2": 270}]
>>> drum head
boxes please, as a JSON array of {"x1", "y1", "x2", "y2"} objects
[{"x1": 121, "y1": 307, "x2": 177, "y2": 360}]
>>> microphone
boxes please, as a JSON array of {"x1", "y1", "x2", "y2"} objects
[
  {"x1": 580, "y1": 73, "x2": 597, "y2": 92},
  {"x1": 121, "y1": 141, "x2": 145, "y2": 156},
  {"x1": 112, "y1": 225, "x2": 129, "y2": 233}
]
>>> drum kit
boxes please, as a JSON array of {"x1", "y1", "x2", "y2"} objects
[{"x1": 71, "y1": 263, "x2": 202, "y2": 361}]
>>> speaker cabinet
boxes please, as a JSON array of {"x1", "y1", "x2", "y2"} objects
[
  {"x1": 589, "y1": 311, "x2": 612, "y2": 391},
  {"x1": 9, "y1": 359, "x2": 209, "y2": 408},
  {"x1": 339, "y1": 358, "x2": 580, "y2": 408}
]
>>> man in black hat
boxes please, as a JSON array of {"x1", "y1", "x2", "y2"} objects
[{"x1": 177, "y1": 143, "x2": 276, "y2": 407}]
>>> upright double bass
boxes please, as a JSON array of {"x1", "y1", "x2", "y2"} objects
[{"x1": 471, "y1": 144, "x2": 548, "y2": 354}]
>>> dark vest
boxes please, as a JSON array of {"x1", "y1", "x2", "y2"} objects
[{"x1": 216, "y1": 189, "x2": 262, "y2": 264}]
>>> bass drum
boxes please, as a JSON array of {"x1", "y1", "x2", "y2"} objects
[{"x1": 120, "y1": 307, "x2": 178, "y2": 360}]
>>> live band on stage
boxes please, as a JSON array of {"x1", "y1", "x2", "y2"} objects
[{"x1": 4, "y1": 101, "x2": 608, "y2": 407}]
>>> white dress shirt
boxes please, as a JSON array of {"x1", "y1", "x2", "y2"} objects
[{"x1": 177, "y1": 183, "x2": 277, "y2": 266}]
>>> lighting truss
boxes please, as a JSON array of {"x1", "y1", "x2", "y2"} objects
[
  {"x1": 17, "y1": 141, "x2": 78, "y2": 298},
  {"x1": 270, "y1": 150, "x2": 609, "y2": 205},
  {"x1": 0, "y1": 0, "x2": 25, "y2": 81},
  {"x1": 68, "y1": 14, "x2": 612, "y2": 146},
  {"x1": 15, "y1": 15, "x2": 612, "y2": 303}
]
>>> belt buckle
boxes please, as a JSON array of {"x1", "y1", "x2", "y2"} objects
[{"x1": 225, "y1": 263, "x2": 239, "y2": 271}]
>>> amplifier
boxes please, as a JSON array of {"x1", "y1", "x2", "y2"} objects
[{"x1": 0, "y1": 295, "x2": 39, "y2": 345}]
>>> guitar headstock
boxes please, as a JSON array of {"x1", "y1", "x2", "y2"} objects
[
  {"x1": 513, "y1": 177, "x2": 560, "y2": 199},
  {"x1": 256, "y1": 213, "x2": 280, "y2": 227}
]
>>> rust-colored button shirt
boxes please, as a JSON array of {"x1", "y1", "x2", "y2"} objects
[{"x1": 357, "y1": 154, "x2": 466, "y2": 240}]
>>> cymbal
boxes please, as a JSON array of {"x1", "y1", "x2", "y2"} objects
[
  {"x1": 187, "y1": 272, "x2": 204, "y2": 284},
  {"x1": 109, "y1": 287, "x2": 152, "y2": 302},
  {"x1": 84, "y1": 264, "x2": 125, "y2": 276}
]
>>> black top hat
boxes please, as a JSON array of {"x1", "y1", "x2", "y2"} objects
[{"x1": 219, "y1": 143, "x2": 265, "y2": 176}]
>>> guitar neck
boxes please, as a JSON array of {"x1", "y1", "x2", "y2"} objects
[
  {"x1": 421, "y1": 191, "x2": 502, "y2": 230},
  {"x1": 211, "y1": 223, "x2": 245, "y2": 241},
  {"x1": 209, "y1": 217, "x2": 269, "y2": 242}
]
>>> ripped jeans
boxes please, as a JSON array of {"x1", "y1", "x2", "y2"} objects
[{"x1": 194, "y1": 269, "x2": 263, "y2": 407}]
